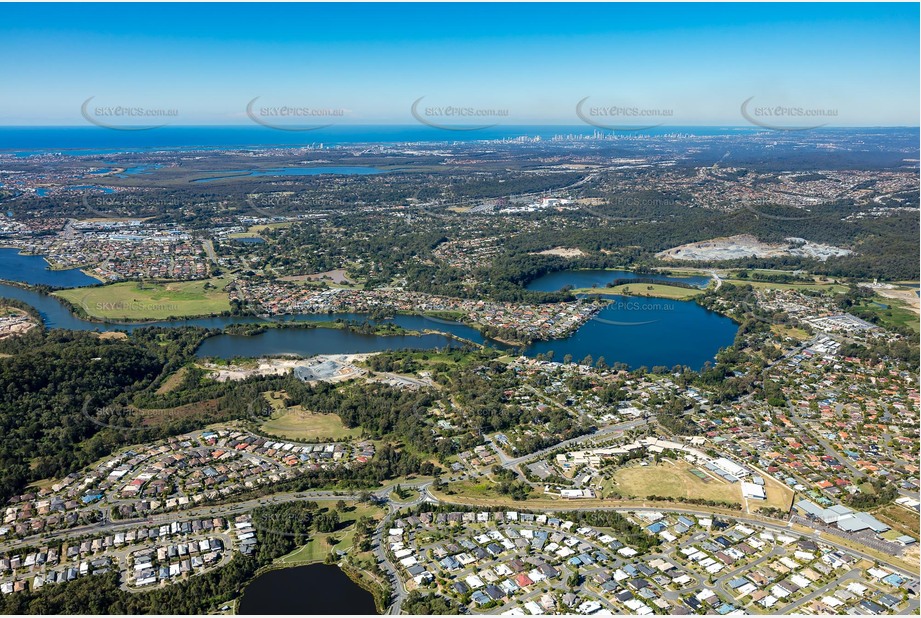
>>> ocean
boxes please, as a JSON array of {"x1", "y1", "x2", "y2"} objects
[{"x1": 0, "y1": 124, "x2": 814, "y2": 156}]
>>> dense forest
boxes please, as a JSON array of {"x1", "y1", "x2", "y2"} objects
[{"x1": 0, "y1": 327, "x2": 208, "y2": 501}]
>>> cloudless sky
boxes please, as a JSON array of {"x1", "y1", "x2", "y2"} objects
[{"x1": 0, "y1": 3, "x2": 917, "y2": 125}]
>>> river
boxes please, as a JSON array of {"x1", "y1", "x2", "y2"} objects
[{"x1": 0, "y1": 263, "x2": 738, "y2": 369}]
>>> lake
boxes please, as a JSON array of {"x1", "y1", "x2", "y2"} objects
[
  {"x1": 523, "y1": 295, "x2": 737, "y2": 370},
  {"x1": 0, "y1": 248, "x2": 101, "y2": 288},
  {"x1": 0, "y1": 281, "x2": 483, "y2": 353},
  {"x1": 195, "y1": 325, "x2": 459, "y2": 358},
  {"x1": 0, "y1": 260, "x2": 738, "y2": 369},
  {"x1": 526, "y1": 268, "x2": 712, "y2": 292},
  {"x1": 237, "y1": 564, "x2": 378, "y2": 615}
]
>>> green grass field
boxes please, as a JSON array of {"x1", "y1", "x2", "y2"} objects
[
  {"x1": 853, "y1": 298, "x2": 920, "y2": 333},
  {"x1": 722, "y1": 279, "x2": 849, "y2": 293},
  {"x1": 155, "y1": 366, "x2": 189, "y2": 395},
  {"x1": 771, "y1": 324, "x2": 812, "y2": 341},
  {"x1": 261, "y1": 406, "x2": 362, "y2": 441},
  {"x1": 279, "y1": 503, "x2": 384, "y2": 565},
  {"x1": 56, "y1": 277, "x2": 232, "y2": 320},
  {"x1": 228, "y1": 221, "x2": 294, "y2": 239},
  {"x1": 606, "y1": 461, "x2": 742, "y2": 503},
  {"x1": 596, "y1": 283, "x2": 703, "y2": 300},
  {"x1": 603, "y1": 460, "x2": 794, "y2": 511}
]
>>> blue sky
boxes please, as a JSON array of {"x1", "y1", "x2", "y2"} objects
[{"x1": 0, "y1": 3, "x2": 917, "y2": 126}]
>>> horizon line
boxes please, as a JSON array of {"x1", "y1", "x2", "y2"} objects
[{"x1": 0, "y1": 123, "x2": 918, "y2": 130}]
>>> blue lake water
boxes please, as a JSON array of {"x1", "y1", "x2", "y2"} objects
[
  {"x1": 116, "y1": 164, "x2": 161, "y2": 177},
  {"x1": 239, "y1": 564, "x2": 377, "y2": 615},
  {"x1": 526, "y1": 269, "x2": 711, "y2": 292},
  {"x1": 194, "y1": 325, "x2": 459, "y2": 359},
  {"x1": 0, "y1": 248, "x2": 101, "y2": 287},
  {"x1": 0, "y1": 256, "x2": 738, "y2": 369},
  {"x1": 523, "y1": 270, "x2": 735, "y2": 368},
  {"x1": 524, "y1": 295, "x2": 737, "y2": 370},
  {"x1": 192, "y1": 167, "x2": 385, "y2": 183}
]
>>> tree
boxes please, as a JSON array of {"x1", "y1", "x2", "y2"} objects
[
  {"x1": 315, "y1": 510, "x2": 340, "y2": 533},
  {"x1": 567, "y1": 571, "x2": 580, "y2": 588}
]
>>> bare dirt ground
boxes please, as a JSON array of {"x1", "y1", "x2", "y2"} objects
[
  {"x1": 280, "y1": 269, "x2": 353, "y2": 284},
  {"x1": 657, "y1": 234, "x2": 851, "y2": 262},
  {"x1": 0, "y1": 314, "x2": 37, "y2": 340},
  {"x1": 534, "y1": 247, "x2": 587, "y2": 258},
  {"x1": 97, "y1": 331, "x2": 128, "y2": 340},
  {"x1": 873, "y1": 287, "x2": 921, "y2": 316},
  {"x1": 202, "y1": 353, "x2": 372, "y2": 382}
]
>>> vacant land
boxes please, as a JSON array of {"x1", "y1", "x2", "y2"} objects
[
  {"x1": 261, "y1": 405, "x2": 361, "y2": 441},
  {"x1": 873, "y1": 503, "x2": 921, "y2": 537},
  {"x1": 135, "y1": 398, "x2": 224, "y2": 428},
  {"x1": 722, "y1": 279, "x2": 849, "y2": 293},
  {"x1": 606, "y1": 461, "x2": 741, "y2": 504},
  {"x1": 872, "y1": 284, "x2": 921, "y2": 316},
  {"x1": 534, "y1": 247, "x2": 587, "y2": 258},
  {"x1": 771, "y1": 324, "x2": 812, "y2": 341},
  {"x1": 604, "y1": 460, "x2": 794, "y2": 512},
  {"x1": 228, "y1": 221, "x2": 294, "y2": 239},
  {"x1": 155, "y1": 366, "x2": 190, "y2": 394},
  {"x1": 657, "y1": 234, "x2": 851, "y2": 262},
  {"x1": 56, "y1": 277, "x2": 232, "y2": 320}
]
